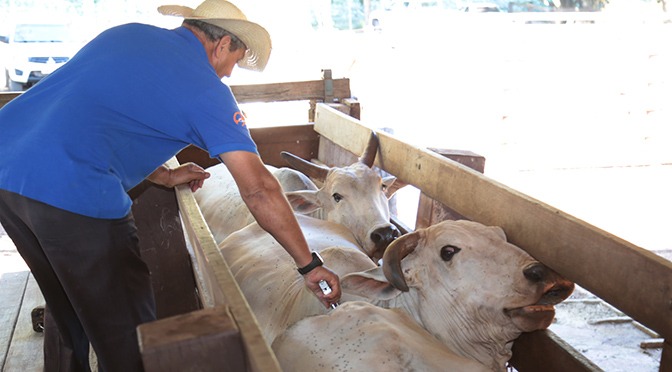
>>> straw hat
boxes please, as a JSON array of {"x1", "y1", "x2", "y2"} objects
[{"x1": 158, "y1": 0, "x2": 271, "y2": 71}]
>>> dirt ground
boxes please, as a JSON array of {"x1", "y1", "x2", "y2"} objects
[{"x1": 1, "y1": 11, "x2": 670, "y2": 371}]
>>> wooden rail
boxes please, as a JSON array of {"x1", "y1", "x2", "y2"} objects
[
  {"x1": 312, "y1": 103, "x2": 672, "y2": 372},
  {"x1": 170, "y1": 158, "x2": 282, "y2": 372},
  {"x1": 0, "y1": 72, "x2": 353, "y2": 111},
  {"x1": 230, "y1": 77, "x2": 350, "y2": 104}
]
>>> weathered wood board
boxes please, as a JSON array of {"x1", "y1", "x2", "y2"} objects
[
  {"x1": 131, "y1": 184, "x2": 201, "y2": 319},
  {"x1": 177, "y1": 124, "x2": 320, "y2": 171},
  {"x1": 138, "y1": 305, "x2": 245, "y2": 372},
  {"x1": 230, "y1": 78, "x2": 350, "y2": 104}
]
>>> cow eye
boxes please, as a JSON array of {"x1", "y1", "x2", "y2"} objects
[
  {"x1": 440, "y1": 245, "x2": 461, "y2": 261},
  {"x1": 381, "y1": 184, "x2": 388, "y2": 192},
  {"x1": 332, "y1": 193, "x2": 343, "y2": 203}
]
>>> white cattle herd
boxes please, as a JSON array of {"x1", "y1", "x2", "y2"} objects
[
  {"x1": 194, "y1": 132, "x2": 574, "y2": 371},
  {"x1": 195, "y1": 132, "x2": 399, "y2": 261}
]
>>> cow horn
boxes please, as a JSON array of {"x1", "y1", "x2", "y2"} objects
[
  {"x1": 382, "y1": 231, "x2": 420, "y2": 292},
  {"x1": 281, "y1": 151, "x2": 330, "y2": 182},
  {"x1": 357, "y1": 131, "x2": 379, "y2": 168}
]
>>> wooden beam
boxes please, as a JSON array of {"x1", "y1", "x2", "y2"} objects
[
  {"x1": 509, "y1": 330, "x2": 601, "y2": 371},
  {"x1": 313, "y1": 103, "x2": 672, "y2": 342},
  {"x1": 138, "y1": 306, "x2": 245, "y2": 372},
  {"x1": 231, "y1": 78, "x2": 351, "y2": 104},
  {"x1": 0, "y1": 78, "x2": 353, "y2": 109},
  {"x1": 171, "y1": 158, "x2": 281, "y2": 372},
  {"x1": 132, "y1": 184, "x2": 200, "y2": 319},
  {"x1": 176, "y1": 125, "x2": 320, "y2": 171},
  {"x1": 250, "y1": 125, "x2": 320, "y2": 168},
  {"x1": 0, "y1": 92, "x2": 21, "y2": 109},
  {"x1": 415, "y1": 149, "x2": 486, "y2": 229}
]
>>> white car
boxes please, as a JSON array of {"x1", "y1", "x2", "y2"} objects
[{"x1": 0, "y1": 23, "x2": 81, "y2": 91}]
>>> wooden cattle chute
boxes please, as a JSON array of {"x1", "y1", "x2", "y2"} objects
[
  {"x1": 309, "y1": 104, "x2": 672, "y2": 372},
  {"x1": 1, "y1": 71, "x2": 670, "y2": 371}
]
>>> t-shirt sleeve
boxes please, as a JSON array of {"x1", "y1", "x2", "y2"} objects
[{"x1": 187, "y1": 84, "x2": 258, "y2": 158}]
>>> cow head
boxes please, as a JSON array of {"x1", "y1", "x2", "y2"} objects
[
  {"x1": 340, "y1": 219, "x2": 574, "y2": 370},
  {"x1": 281, "y1": 131, "x2": 400, "y2": 261}
]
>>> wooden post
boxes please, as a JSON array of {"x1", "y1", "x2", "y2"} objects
[
  {"x1": 415, "y1": 149, "x2": 486, "y2": 229},
  {"x1": 662, "y1": 339, "x2": 672, "y2": 372},
  {"x1": 322, "y1": 69, "x2": 334, "y2": 103},
  {"x1": 138, "y1": 306, "x2": 245, "y2": 372},
  {"x1": 131, "y1": 184, "x2": 200, "y2": 319}
]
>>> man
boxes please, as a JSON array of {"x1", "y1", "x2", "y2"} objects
[{"x1": 0, "y1": 1, "x2": 341, "y2": 371}]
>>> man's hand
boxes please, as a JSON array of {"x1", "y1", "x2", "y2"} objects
[
  {"x1": 303, "y1": 266, "x2": 341, "y2": 309},
  {"x1": 147, "y1": 162, "x2": 210, "y2": 192}
]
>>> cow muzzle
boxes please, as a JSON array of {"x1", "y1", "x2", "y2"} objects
[
  {"x1": 506, "y1": 263, "x2": 575, "y2": 332},
  {"x1": 370, "y1": 224, "x2": 400, "y2": 261}
]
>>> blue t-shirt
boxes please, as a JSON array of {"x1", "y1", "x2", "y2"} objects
[{"x1": 0, "y1": 24, "x2": 257, "y2": 218}]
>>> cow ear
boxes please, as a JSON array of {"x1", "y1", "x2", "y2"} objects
[
  {"x1": 341, "y1": 268, "x2": 401, "y2": 301},
  {"x1": 285, "y1": 191, "x2": 322, "y2": 214},
  {"x1": 384, "y1": 177, "x2": 410, "y2": 199}
]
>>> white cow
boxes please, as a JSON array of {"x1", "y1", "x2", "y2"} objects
[
  {"x1": 194, "y1": 163, "x2": 318, "y2": 243},
  {"x1": 220, "y1": 218, "x2": 574, "y2": 371},
  {"x1": 195, "y1": 132, "x2": 400, "y2": 260},
  {"x1": 272, "y1": 302, "x2": 489, "y2": 372},
  {"x1": 219, "y1": 215, "x2": 378, "y2": 344}
]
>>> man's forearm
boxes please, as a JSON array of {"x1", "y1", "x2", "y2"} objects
[{"x1": 244, "y1": 186, "x2": 313, "y2": 268}]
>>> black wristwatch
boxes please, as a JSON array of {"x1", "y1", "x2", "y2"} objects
[{"x1": 297, "y1": 251, "x2": 324, "y2": 275}]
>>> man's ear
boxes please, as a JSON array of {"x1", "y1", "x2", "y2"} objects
[{"x1": 213, "y1": 35, "x2": 230, "y2": 56}]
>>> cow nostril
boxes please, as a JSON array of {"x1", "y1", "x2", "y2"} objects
[
  {"x1": 371, "y1": 226, "x2": 400, "y2": 246},
  {"x1": 523, "y1": 263, "x2": 547, "y2": 283}
]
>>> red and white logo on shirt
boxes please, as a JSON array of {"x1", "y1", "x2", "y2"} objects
[{"x1": 233, "y1": 111, "x2": 246, "y2": 127}]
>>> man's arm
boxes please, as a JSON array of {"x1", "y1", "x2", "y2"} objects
[
  {"x1": 219, "y1": 150, "x2": 341, "y2": 308},
  {"x1": 147, "y1": 162, "x2": 210, "y2": 192}
]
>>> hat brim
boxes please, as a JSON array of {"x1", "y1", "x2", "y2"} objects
[
  {"x1": 158, "y1": 5, "x2": 271, "y2": 72},
  {"x1": 199, "y1": 19, "x2": 271, "y2": 72}
]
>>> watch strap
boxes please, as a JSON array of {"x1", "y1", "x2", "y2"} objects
[{"x1": 297, "y1": 251, "x2": 324, "y2": 275}]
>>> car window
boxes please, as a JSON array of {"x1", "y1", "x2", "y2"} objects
[{"x1": 13, "y1": 24, "x2": 71, "y2": 43}]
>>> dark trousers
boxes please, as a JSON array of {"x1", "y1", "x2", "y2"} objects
[{"x1": 0, "y1": 189, "x2": 156, "y2": 372}]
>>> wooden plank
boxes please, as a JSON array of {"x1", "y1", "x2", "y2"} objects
[
  {"x1": 176, "y1": 125, "x2": 320, "y2": 171},
  {"x1": 251, "y1": 125, "x2": 320, "y2": 168},
  {"x1": 231, "y1": 79, "x2": 351, "y2": 104},
  {"x1": 0, "y1": 92, "x2": 21, "y2": 109},
  {"x1": 510, "y1": 330, "x2": 602, "y2": 371},
  {"x1": 131, "y1": 184, "x2": 200, "y2": 320},
  {"x1": 138, "y1": 306, "x2": 245, "y2": 372},
  {"x1": 0, "y1": 80, "x2": 351, "y2": 109},
  {"x1": 4, "y1": 274, "x2": 44, "y2": 372},
  {"x1": 0, "y1": 271, "x2": 29, "y2": 370},
  {"x1": 415, "y1": 149, "x2": 486, "y2": 229},
  {"x1": 313, "y1": 103, "x2": 672, "y2": 342},
  {"x1": 170, "y1": 158, "x2": 281, "y2": 372}
]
